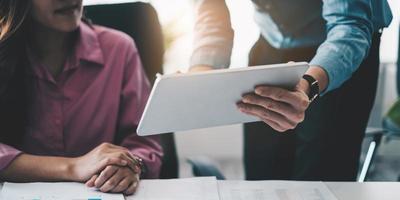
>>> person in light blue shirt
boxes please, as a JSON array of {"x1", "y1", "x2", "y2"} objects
[{"x1": 190, "y1": 0, "x2": 392, "y2": 181}]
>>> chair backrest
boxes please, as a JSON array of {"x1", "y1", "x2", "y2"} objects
[
  {"x1": 84, "y1": 2, "x2": 179, "y2": 179},
  {"x1": 84, "y1": 2, "x2": 164, "y2": 84}
]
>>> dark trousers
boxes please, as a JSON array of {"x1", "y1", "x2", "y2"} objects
[{"x1": 244, "y1": 34, "x2": 381, "y2": 181}]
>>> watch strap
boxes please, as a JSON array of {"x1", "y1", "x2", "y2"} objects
[{"x1": 302, "y1": 74, "x2": 320, "y2": 103}]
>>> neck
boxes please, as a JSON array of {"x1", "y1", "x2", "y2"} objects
[
  {"x1": 28, "y1": 21, "x2": 78, "y2": 78},
  {"x1": 29, "y1": 22, "x2": 74, "y2": 60}
]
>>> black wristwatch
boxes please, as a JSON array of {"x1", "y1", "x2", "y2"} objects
[{"x1": 302, "y1": 74, "x2": 320, "y2": 103}]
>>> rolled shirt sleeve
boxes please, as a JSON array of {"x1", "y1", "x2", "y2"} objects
[
  {"x1": 310, "y1": 0, "x2": 374, "y2": 94},
  {"x1": 117, "y1": 39, "x2": 163, "y2": 179},
  {"x1": 0, "y1": 143, "x2": 22, "y2": 171},
  {"x1": 190, "y1": 0, "x2": 234, "y2": 69}
]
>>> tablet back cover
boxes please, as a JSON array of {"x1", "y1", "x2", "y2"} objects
[{"x1": 137, "y1": 62, "x2": 309, "y2": 136}]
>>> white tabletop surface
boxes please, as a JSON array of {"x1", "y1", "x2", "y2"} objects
[
  {"x1": 325, "y1": 182, "x2": 400, "y2": 200},
  {"x1": 1, "y1": 182, "x2": 400, "y2": 200}
]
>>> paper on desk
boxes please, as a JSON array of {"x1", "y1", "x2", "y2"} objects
[
  {"x1": 218, "y1": 180, "x2": 338, "y2": 200},
  {"x1": 0, "y1": 182, "x2": 124, "y2": 200},
  {"x1": 127, "y1": 177, "x2": 220, "y2": 200}
]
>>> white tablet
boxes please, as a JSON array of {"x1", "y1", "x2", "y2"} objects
[{"x1": 137, "y1": 62, "x2": 309, "y2": 136}]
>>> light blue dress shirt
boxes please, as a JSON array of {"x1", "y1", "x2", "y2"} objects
[{"x1": 190, "y1": 0, "x2": 393, "y2": 93}]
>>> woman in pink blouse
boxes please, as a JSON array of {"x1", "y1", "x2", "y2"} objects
[{"x1": 0, "y1": 0, "x2": 163, "y2": 195}]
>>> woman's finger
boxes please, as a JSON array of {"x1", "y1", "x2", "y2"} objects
[
  {"x1": 111, "y1": 177, "x2": 132, "y2": 193},
  {"x1": 95, "y1": 157, "x2": 128, "y2": 174},
  {"x1": 99, "y1": 168, "x2": 125, "y2": 193},
  {"x1": 124, "y1": 179, "x2": 139, "y2": 196},
  {"x1": 102, "y1": 144, "x2": 136, "y2": 161},
  {"x1": 85, "y1": 174, "x2": 98, "y2": 187},
  {"x1": 109, "y1": 152, "x2": 138, "y2": 172},
  {"x1": 99, "y1": 144, "x2": 139, "y2": 172},
  {"x1": 94, "y1": 165, "x2": 119, "y2": 188}
]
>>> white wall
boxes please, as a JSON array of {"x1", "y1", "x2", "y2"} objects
[{"x1": 380, "y1": 0, "x2": 400, "y2": 63}]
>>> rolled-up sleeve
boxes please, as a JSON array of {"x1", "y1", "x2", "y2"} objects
[
  {"x1": 190, "y1": 0, "x2": 234, "y2": 69},
  {"x1": 116, "y1": 40, "x2": 163, "y2": 179},
  {"x1": 0, "y1": 143, "x2": 22, "y2": 171},
  {"x1": 310, "y1": 0, "x2": 373, "y2": 94}
]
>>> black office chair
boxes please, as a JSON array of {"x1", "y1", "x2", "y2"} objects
[
  {"x1": 84, "y1": 2, "x2": 179, "y2": 179},
  {"x1": 358, "y1": 24, "x2": 400, "y2": 182}
]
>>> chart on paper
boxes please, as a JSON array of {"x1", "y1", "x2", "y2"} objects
[
  {"x1": 0, "y1": 182, "x2": 124, "y2": 200},
  {"x1": 218, "y1": 181, "x2": 338, "y2": 200}
]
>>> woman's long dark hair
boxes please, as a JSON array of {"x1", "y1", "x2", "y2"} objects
[{"x1": 0, "y1": 0, "x2": 32, "y2": 146}]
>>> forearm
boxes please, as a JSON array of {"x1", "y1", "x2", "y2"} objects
[
  {"x1": 190, "y1": 0, "x2": 234, "y2": 69},
  {"x1": 309, "y1": 26, "x2": 371, "y2": 94},
  {"x1": 0, "y1": 153, "x2": 76, "y2": 182},
  {"x1": 310, "y1": 0, "x2": 373, "y2": 94}
]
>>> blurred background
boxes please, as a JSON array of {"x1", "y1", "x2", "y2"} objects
[{"x1": 84, "y1": 0, "x2": 400, "y2": 180}]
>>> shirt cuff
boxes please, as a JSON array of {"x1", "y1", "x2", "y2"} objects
[
  {"x1": 0, "y1": 144, "x2": 22, "y2": 171},
  {"x1": 129, "y1": 148, "x2": 162, "y2": 179},
  {"x1": 190, "y1": 47, "x2": 231, "y2": 70},
  {"x1": 310, "y1": 50, "x2": 351, "y2": 96}
]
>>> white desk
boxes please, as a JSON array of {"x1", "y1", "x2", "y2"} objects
[
  {"x1": 325, "y1": 182, "x2": 400, "y2": 200},
  {"x1": 1, "y1": 182, "x2": 400, "y2": 199}
]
